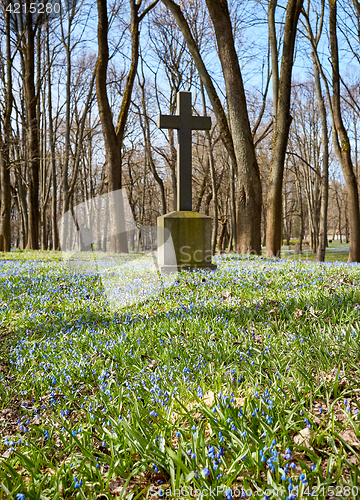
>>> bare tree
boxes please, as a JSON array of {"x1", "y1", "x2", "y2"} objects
[
  {"x1": 328, "y1": 0, "x2": 360, "y2": 262},
  {"x1": 0, "y1": 3, "x2": 13, "y2": 251},
  {"x1": 137, "y1": 59, "x2": 167, "y2": 214},
  {"x1": 22, "y1": 6, "x2": 40, "y2": 249},
  {"x1": 265, "y1": 0, "x2": 304, "y2": 257},
  {"x1": 204, "y1": 0, "x2": 262, "y2": 254},
  {"x1": 96, "y1": 0, "x2": 158, "y2": 252}
]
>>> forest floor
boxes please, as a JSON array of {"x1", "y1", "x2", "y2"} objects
[
  {"x1": 0, "y1": 252, "x2": 360, "y2": 499},
  {"x1": 281, "y1": 242, "x2": 350, "y2": 263}
]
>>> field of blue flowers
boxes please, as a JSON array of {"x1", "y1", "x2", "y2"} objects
[{"x1": 1, "y1": 252, "x2": 360, "y2": 500}]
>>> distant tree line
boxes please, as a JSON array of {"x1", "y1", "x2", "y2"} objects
[{"x1": 0, "y1": 0, "x2": 359, "y2": 260}]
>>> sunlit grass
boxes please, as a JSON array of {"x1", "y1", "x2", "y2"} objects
[{"x1": 1, "y1": 252, "x2": 360, "y2": 499}]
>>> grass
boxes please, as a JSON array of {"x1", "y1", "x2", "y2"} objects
[
  {"x1": 280, "y1": 242, "x2": 350, "y2": 263},
  {"x1": 1, "y1": 251, "x2": 360, "y2": 499}
]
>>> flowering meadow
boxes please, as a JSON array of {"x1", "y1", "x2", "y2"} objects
[{"x1": 1, "y1": 252, "x2": 360, "y2": 499}]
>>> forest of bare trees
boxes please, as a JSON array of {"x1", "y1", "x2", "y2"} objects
[{"x1": 0, "y1": 0, "x2": 359, "y2": 260}]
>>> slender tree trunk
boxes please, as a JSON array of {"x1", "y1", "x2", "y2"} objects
[
  {"x1": 194, "y1": 156, "x2": 209, "y2": 213},
  {"x1": 138, "y1": 67, "x2": 167, "y2": 214},
  {"x1": 345, "y1": 211, "x2": 349, "y2": 243},
  {"x1": 229, "y1": 156, "x2": 237, "y2": 251},
  {"x1": 25, "y1": 16, "x2": 40, "y2": 249},
  {"x1": 218, "y1": 220, "x2": 227, "y2": 254},
  {"x1": 96, "y1": 0, "x2": 125, "y2": 252},
  {"x1": 268, "y1": 0, "x2": 279, "y2": 130},
  {"x1": 61, "y1": 25, "x2": 72, "y2": 242},
  {"x1": 168, "y1": 128, "x2": 177, "y2": 211},
  {"x1": 338, "y1": 203, "x2": 342, "y2": 243},
  {"x1": 161, "y1": 0, "x2": 239, "y2": 246},
  {"x1": 46, "y1": 20, "x2": 59, "y2": 250},
  {"x1": 354, "y1": 113, "x2": 358, "y2": 182},
  {"x1": 0, "y1": 6, "x2": 13, "y2": 251},
  {"x1": 312, "y1": 52, "x2": 329, "y2": 261},
  {"x1": 329, "y1": 0, "x2": 360, "y2": 262},
  {"x1": 200, "y1": 83, "x2": 218, "y2": 254},
  {"x1": 265, "y1": 0, "x2": 303, "y2": 257},
  {"x1": 97, "y1": 0, "x2": 157, "y2": 252},
  {"x1": 294, "y1": 166, "x2": 303, "y2": 253}
]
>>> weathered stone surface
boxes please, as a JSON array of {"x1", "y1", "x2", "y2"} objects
[
  {"x1": 157, "y1": 211, "x2": 216, "y2": 272},
  {"x1": 157, "y1": 92, "x2": 211, "y2": 212}
]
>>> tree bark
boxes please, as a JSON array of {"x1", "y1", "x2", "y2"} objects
[
  {"x1": 205, "y1": 0, "x2": 262, "y2": 254},
  {"x1": 160, "y1": 0, "x2": 238, "y2": 247},
  {"x1": 96, "y1": 0, "x2": 158, "y2": 252},
  {"x1": 265, "y1": 0, "x2": 303, "y2": 257},
  {"x1": 24, "y1": 13, "x2": 40, "y2": 249},
  {"x1": 46, "y1": 19, "x2": 59, "y2": 250},
  {"x1": 329, "y1": 0, "x2": 360, "y2": 262},
  {"x1": 312, "y1": 51, "x2": 329, "y2": 262},
  {"x1": 0, "y1": 6, "x2": 13, "y2": 251},
  {"x1": 200, "y1": 83, "x2": 218, "y2": 254},
  {"x1": 138, "y1": 62, "x2": 167, "y2": 215}
]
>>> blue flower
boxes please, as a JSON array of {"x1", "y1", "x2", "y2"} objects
[{"x1": 202, "y1": 467, "x2": 210, "y2": 477}]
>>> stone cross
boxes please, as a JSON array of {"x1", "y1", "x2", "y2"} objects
[{"x1": 157, "y1": 91, "x2": 211, "y2": 211}]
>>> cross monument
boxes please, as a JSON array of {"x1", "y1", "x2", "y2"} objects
[
  {"x1": 156, "y1": 91, "x2": 216, "y2": 272},
  {"x1": 157, "y1": 91, "x2": 211, "y2": 211}
]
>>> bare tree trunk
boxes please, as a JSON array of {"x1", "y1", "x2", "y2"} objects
[
  {"x1": 138, "y1": 64, "x2": 167, "y2": 214},
  {"x1": 205, "y1": 0, "x2": 262, "y2": 254},
  {"x1": 313, "y1": 51, "x2": 329, "y2": 261},
  {"x1": 168, "y1": 128, "x2": 177, "y2": 211},
  {"x1": 218, "y1": 220, "x2": 227, "y2": 254},
  {"x1": 294, "y1": 164, "x2": 304, "y2": 253},
  {"x1": 194, "y1": 156, "x2": 209, "y2": 213},
  {"x1": 96, "y1": 0, "x2": 125, "y2": 252},
  {"x1": 0, "y1": 6, "x2": 13, "y2": 251},
  {"x1": 265, "y1": 0, "x2": 303, "y2": 257},
  {"x1": 200, "y1": 83, "x2": 218, "y2": 254},
  {"x1": 61, "y1": 18, "x2": 73, "y2": 236},
  {"x1": 345, "y1": 209, "x2": 349, "y2": 243},
  {"x1": 160, "y1": 0, "x2": 239, "y2": 246},
  {"x1": 46, "y1": 20, "x2": 59, "y2": 250},
  {"x1": 96, "y1": 0, "x2": 158, "y2": 252},
  {"x1": 25, "y1": 15, "x2": 40, "y2": 249},
  {"x1": 329, "y1": 0, "x2": 360, "y2": 262},
  {"x1": 268, "y1": 0, "x2": 279, "y2": 130}
]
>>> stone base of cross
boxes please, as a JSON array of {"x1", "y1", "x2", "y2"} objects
[
  {"x1": 157, "y1": 211, "x2": 217, "y2": 272},
  {"x1": 156, "y1": 91, "x2": 217, "y2": 272}
]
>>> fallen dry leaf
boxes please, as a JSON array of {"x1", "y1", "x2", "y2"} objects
[
  {"x1": 202, "y1": 391, "x2": 215, "y2": 407},
  {"x1": 233, "y1": 397, "x2": 245, "y2": 407},
  {"x1": 109, "y1": 477, "x2": 137, "y2": 496},
  {"x1": 294, "y1": 308, "x2": 305, "y2": 319},
  {"x1": 147, "y1": 360, "x2": 158, "y2": 370},
  {"x1": 338, "y1": 428, "x2": 360, "y2": 447},
  {"x1": 293, "y1": 427, "x2": 313, "y2": 449},
  {"x1": 309, "y1": 305, "x2": 322, "y2": 317}
]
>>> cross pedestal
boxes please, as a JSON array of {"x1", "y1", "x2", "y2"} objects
[{"x1": 156, "y1": 91, "x2": 217, "y2": 272}]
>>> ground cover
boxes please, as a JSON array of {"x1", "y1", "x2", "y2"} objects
[
  {"x1": 1, "y1": 253, "x2": 360, "y2": 499},
  {"x1": 281, "y1": 242, "x2": 350, "y2": 263}
]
